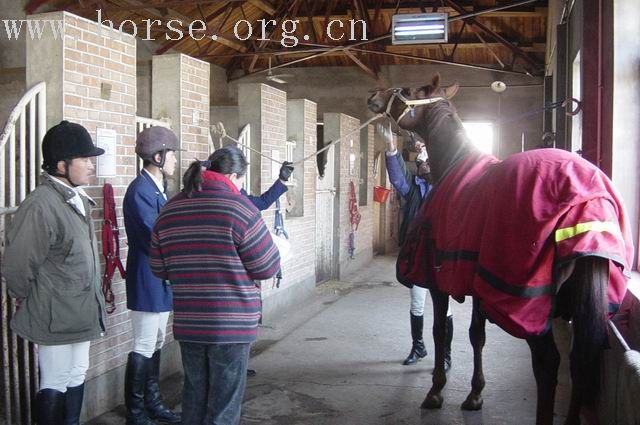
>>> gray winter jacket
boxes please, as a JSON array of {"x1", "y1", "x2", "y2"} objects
[{"x1": 2, "y1": 173, "x2": 106, "y2": 345}]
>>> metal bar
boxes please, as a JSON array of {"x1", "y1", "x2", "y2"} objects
[
  {"x1": 555, "y1": 23, "x2": 568, "y2": 151},
  {"x1": 445, "y1": 0, "x2": 542, "y2": 73},
  {"x1": 37, "y1": 87, "x2": 46, "y2": 170},
  {"x1": 351, "y1": 47, "x2": 531, "y2": 76},
  {"x1": 1, "y1": 278, "x2": 12, "y2": 425},
  {"x1": 22, "y1": 337, "x2": 32, "y2": 424},
  {"x1": 19, "y1": 110, "x2": 26, "y2": 202},
  {"x1": 9, "y1": 131, "x2": 16, "y2": 208},
  {"x1": 1, "y1": 82, "x2": 47, "y2": 151},
  {"x1": 10, "y1": 301, "x2": 21, "y2": 425},
  {"x1": 448, "y1": 0, "x2": 540, "y2": 22},
  {"x1": 29, "y1": 100, "x2": 36, "y2": 191}
]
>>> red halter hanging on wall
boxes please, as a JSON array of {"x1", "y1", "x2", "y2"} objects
[{"x1": 101, "y1": 183, "x2": 125, "y2": 314}]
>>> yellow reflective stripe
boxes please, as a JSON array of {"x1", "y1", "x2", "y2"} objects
[{"x1": 555, "y1": 221, "x2": 619, "y2": 243}]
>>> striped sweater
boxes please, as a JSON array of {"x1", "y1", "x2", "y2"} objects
[{"x1": 150, "y1": 171, "x2": 280, "y2": 344}]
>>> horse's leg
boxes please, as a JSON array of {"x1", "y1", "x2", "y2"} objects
[
  {"x1": 421, "y1": 289, "x2": 449, "y2": 409},
  {"x1": 461, "y1": 296, "x2": 486, "y2": 410},
  {"x1": 526, "y1": 330, "x2": 560, "y2": 425},
  {"x1": 564, "y1": 256, "x2": 609, "y2": 425}
]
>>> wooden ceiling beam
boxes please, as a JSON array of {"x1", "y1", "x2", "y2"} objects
[
  {"x1": 292, "y1": 6, "x2": 547, "y2": 22},
  {"x1": 155, "y1": 1, "x2": 246, "y2": 54},
  {"x1": 70, "y1": 0, "x2": 247, "y2": 13},
  {"x1": 247, "y1": 0, "x2": 276, "y2": 16},
  {"x1": 25, "y1": 0, "x2": 54, "y2": 14},
  {"x1": 198, "y1": 40, "x2": 545, "y2": 60},
  {"x1": 444, "y1": 0, "x2": 542, "y2": 73},
  {"x1": 344, "y1": 49, "x2": 378, "y2": 80}
]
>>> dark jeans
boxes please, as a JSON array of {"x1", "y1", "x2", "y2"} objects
[{"x1": 180, "y1": 342, "x2": 251, "y2": 425}]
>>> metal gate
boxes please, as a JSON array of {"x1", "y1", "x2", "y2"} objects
[{"x1": 0, "y1": 82, "x2": 47, "y2": 425}]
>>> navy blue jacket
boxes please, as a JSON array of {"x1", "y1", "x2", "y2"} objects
[
  {"x1": 385, "y1": 151, "x2": 431, "y2": 246},
  {"x1": 123, "y1": 171, "x2": 173, "y2": 312},
  {"x1": 242, "y1": 179, "x2": 288, "y2": 211}
]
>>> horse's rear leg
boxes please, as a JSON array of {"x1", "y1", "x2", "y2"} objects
[
  {"x1": 421, "y1": 289, "x2": 449, "y2": 409},
  {"x1": 461, "y1": 297, "x2": 486, "y2": 410},
  {"x1": 527, "y1": 329, "x2": 560, "y2": 425}
]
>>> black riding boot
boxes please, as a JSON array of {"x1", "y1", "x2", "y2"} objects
[
  {"x1": 125, "y1": 352, "x2": 156, "y2": 425},
  {"x1": 403, "y1": 313, "x2": 428, "y2": 365},
  {"x1": 34, "y1": 388, "x2": 66, "y2": 425},
  {"x1": 444, "y1": 315, "x2": 453, "y2": 372},
  {"x1": 145, "y1": 351, "x2": 181, "y2": 424},
  {"x1": 64, "y1": 384, "x2": 84, "y2": 425}
]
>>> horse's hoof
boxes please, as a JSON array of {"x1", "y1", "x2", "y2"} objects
[
  {"x1": 421, "y1": 393, "x2": 444, "y2": 409},
  {"x1": 461, "y1": 395, "x2": 483, "y2": 411}
]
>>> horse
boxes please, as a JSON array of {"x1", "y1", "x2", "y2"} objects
[{"x1": 367, "y1": 75, "x2": 634, "y2": 425}]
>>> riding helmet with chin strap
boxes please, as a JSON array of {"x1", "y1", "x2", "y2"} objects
[
  {"x1": 41, "y1": 120, "x2": 105, "y2": 186},
  {"x1": 135, "y1": 126, "x2": 181, "y2": 169}
]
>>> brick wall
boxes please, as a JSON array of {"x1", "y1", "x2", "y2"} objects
[
  {"x1": 324, "y1": 113, "x2": 374, "y2": 278},
  {"x1": 237, "y1": 85, "x2": 318, "y2": 306},
  {"x1": 178, "y1": 55, "x2": 210, "y2": 171},
  {"x1": 152, "y1": 54, "x2": 210, "y2": 194},
  {"x1": 264, "y1": 99, "x2": 317, "y2": 298}
]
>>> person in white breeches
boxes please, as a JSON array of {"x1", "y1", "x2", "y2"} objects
[{"x1": 378, "y1": 123, "x2": 455, "y2": 369}]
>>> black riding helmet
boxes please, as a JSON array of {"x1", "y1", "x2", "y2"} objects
[{"x1": 41, "y1": 121, "x2": 105, "y2": 186}]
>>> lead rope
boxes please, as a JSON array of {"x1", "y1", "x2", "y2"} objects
[
  {"x1": 272, "y1": 197, "x2": 288, "y2": 288},
  {"x1": 211, "y1": 114, "x2": 384, "y2": 166}
]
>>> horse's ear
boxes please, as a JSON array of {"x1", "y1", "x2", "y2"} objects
[
  {"x1": 444, "y1": 82, "x2": 459, "y2": 99},
  {"x1": 431, "y1": 74, "x2": 441, "y2": 91}
]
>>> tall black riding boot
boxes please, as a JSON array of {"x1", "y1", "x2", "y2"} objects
[
  {"x1": 403, "y1": 313, "x2": 428, "y2": 365},
  {"x1": 125, "y1": 352, "x2": 156, "y2": 425},
  {"x1": 444, "y1": 315, "x2": 454, "y2": 372},
  {"x1": 34, "y1": 388, "x2": 66, "y2": 425},
  {"x1": 145, "y1": 351, "x2": 181, "y2": 424},
  {"x1": 64, "y1": 383, "x2": 84, "y2": 425}
]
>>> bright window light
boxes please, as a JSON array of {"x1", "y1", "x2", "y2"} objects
[{"x1": 462, "y1": 122, "x2": 493, "y2": 154}]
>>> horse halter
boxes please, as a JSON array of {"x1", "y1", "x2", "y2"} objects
[{"x1": 382, "y1": 88, "x2": 444, "y2": 126}]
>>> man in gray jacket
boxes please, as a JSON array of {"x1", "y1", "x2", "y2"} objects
[{"x1": 2, "y1": 121, "x2": 107, "y2": 425}]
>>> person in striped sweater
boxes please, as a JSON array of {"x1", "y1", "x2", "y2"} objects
[{"x1": 150, "y1": 146, "x2": 280, "y2": 425}]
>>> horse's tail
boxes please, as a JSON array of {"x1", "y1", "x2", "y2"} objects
[{"x1": 571, "y1": 255, "x2": 609, "y2": 405}]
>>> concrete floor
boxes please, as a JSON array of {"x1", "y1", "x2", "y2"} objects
[{"x1": 89, "y1": 255, "x2": 572, "y2": 425}]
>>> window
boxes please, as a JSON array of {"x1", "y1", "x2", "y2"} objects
[
  {"x1": 237, "y1": 124, "x2": 251, "y2": 192},
  {"x1": 285, "y1": 139, "x2": 297, "y2": 185},
  {"x1": 570, "y1": 51, "x2": 582, "y2": 155},
  {"x1": 462, "y1": 122, "x2": 494, "y2": 154}
]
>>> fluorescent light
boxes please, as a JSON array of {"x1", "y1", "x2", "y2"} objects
[
  {"x1": 392, "y1": 13, "x2": 448, "y2": 45},
  {"x1": 395, "y1": 30, "x2": 445, "y2": 36},
  {"x1": 394, "y1": 24, "x2": 445, "y2": 32}
]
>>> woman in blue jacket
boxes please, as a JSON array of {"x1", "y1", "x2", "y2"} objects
[
  {"x1": 123, "y1": 127, "x2": 181, "y2": 425},
  {"x1": 378, "y1": 124, "x2": 454, "y2": 370}
]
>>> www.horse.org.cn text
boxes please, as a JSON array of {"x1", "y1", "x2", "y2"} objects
[{"x1": 96, "y1": 11, "x2": 368, "y2": 47}]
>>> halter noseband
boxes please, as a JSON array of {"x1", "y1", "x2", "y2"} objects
[{"x1": 383, "y1": 88, "x2": 444, "y2": 126}]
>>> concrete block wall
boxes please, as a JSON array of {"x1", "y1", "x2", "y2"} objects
[
  {"x1": 324, "y1": 113, "x2": 374, "y2": 278},
  {"x1": 26, "y1": 11, "x2": 138, "y2": 382}
]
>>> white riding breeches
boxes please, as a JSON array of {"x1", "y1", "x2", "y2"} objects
[
  {"x1": 410, "y1": 285, "x2": 453, "y2": 317},
  {"x1": 130, "y1": 311, "x2": 170, "y2": 358},
  {"x1": 38, "y1": 341, "x2": 91, "y2": 392}
]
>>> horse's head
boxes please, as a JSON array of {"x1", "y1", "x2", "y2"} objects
[
  {"x1": 368, "y1": 74, "x2": 468, "y2": 182},
  {"x1": 367, "y1": 74, "x2": 459, "y2": 131}
]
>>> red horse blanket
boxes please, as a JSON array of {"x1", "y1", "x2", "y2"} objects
[{"x1": 397, "y1": 148, "x2": 634, "y2": 338}]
